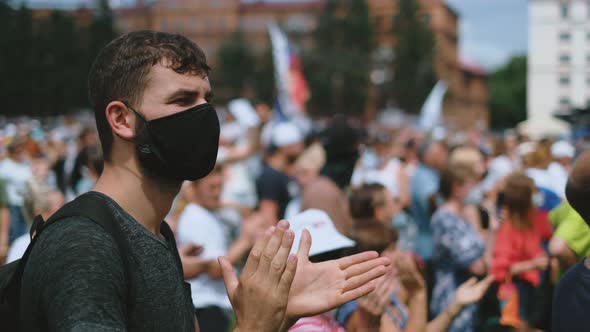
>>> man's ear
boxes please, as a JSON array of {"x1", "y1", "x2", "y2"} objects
[{"x1": 105, "y1": 101, "x2": 136, "y2": 140}]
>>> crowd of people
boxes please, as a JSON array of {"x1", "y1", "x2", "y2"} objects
[
  {"x1": 1, "y1": 30, "x2": 589, "y2": 332},
  {"x1": 1, "y1": 104, "x2": 586, "y2": 332}
]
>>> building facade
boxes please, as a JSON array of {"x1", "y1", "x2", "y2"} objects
[
  {"x1": 527, "y1": 0, "x2": 590, "y2": 136},
  {"x1": 114, "y1": 0, "x2": 488, "y2": 129}
]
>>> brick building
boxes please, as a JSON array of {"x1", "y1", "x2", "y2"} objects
[{"x1": 113, "y1": 0, "x2": 488, "y2": 129}]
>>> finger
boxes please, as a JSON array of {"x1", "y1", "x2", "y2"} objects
[
  {"x1": 341, "y1": 278, "x2": 380, "y2": 304},
  {"x1": 277, "y1": 254, "x2": 298, "y2": 295},
  {"x1": 478, "y1": 275, "x2": 495, "y2": 290},
  {"x1": 218, "y1": 257, "x2": 238, "y2": 300},
  {"x1": 344, "y1": 256, "x2": 390, "y2": 279},
  {"x1": 344, "y1": 264, "x2": 388, "y2": 293},
  {"x1": 338, "y1": 251, "x2": 384, "y2": 270},
  {"x1": 296, "y1": 228, "x2": 312, "y2": 261},
  {"x1": 462, "y1": 277, "x2": 478, "y2": 288},
  {"x1": 242, "y1": 226, "x2": 274, "y2": 278},
  {"x1": 269, "y1": 229, "x2": 295, "y2": 280},
  {"x1": 259, "y1": 220, "x2": 289, "y2": 273}
]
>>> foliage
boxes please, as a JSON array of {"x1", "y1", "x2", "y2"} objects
[
  {"x1": 392, "y1": 0, "x2": 436, "y2": 114},
  {"x1": 489, "y1": 56, "x2": 527, "y2": 129}
]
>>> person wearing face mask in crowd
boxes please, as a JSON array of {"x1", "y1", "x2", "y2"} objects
[
  {"x1": 256, "y1": 122, "x2": 304, "y2": 225},
  {"x1": 16, "y1": 31, "x2": 389, "y2": 332},
  {"x1": 430, "y1": 166, "x2": 487, "y2": 332}
]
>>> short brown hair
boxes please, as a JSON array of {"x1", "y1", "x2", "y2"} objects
[
  {"x1": 88, "y1": 31, "x2": 210, "y2": 161},
  {"x1": 351, "y1": 221, "x2": 398, "y2": 253},
  {"x1": 349, "y1": 183, "x2": 387, "y2": 220},
  {"x1": 439, "y1": 165, "x2": 476, "y2": 200}
]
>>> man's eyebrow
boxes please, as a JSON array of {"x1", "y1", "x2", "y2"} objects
[{"x1": 165, "y1": 89, "x2": 199, "y2": 102}]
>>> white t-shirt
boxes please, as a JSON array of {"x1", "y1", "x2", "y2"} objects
[
  {"x1": 7, "y1": 233, "x2": 30, "y2": 263},
  {"x1": 548, "y1": 162, "x2": 569, "y2": 199},
  {"x1": 351, "y1": 157, "x2": 402, "y2": 195},
  {"x1": 176, "y1": 203, "x2": 232, "y2": 310},
  {"x1": 0, "y1": 158, "x2": 32, "y2": 206}
]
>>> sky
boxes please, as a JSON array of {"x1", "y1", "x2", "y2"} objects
[{"x1": 21, "y1": 0, "x2": 528, "y2": 71}]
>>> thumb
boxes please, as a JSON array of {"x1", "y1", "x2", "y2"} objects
[
  {"x1": 297, "y1": 229, "x2": 312, "y2": 261},
  {"x1": 218, "y1": 257, "x2": 238, "y2": 299}
]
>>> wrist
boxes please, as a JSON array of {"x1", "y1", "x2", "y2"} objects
[{"x1": 446, "y1": 301, "x2": 463, "y2": 319}]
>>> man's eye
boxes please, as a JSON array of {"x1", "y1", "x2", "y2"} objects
[{"x1": 175, "y1": 98, "x2": 193, "y2": 105}]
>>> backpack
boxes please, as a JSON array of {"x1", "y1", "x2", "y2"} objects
[{"x1": 0, "y1": 192, "x2": 134, "y2": 331}]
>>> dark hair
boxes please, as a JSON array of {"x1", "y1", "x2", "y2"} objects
[
  {"x1": 349, "y1": 183, "x2": 387, "y2": 220},
  {"x1": 439, "y1": 165, "x2": 476, "y2": 200},
  {"x1": 503, "y1": 173, "x2": 534, "y2": 229},
  {"x1": 87, "y1": 31, "x2": 210, "y2": 161},
  {"x1": 350, "y1": 220, "x2": 398, "y2": 253},
  {"x1": 566, "y1": 151, "x2": 590, "y2": 225},
  {"x1": 86, "y1": 144, "x2": 104, "y2": 176}
]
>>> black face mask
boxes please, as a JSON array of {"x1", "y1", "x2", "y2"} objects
[{"x1": 126, "y1": 103, "x2": 220, "y2": 181}]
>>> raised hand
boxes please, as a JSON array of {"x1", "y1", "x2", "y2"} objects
[
  {"x1": 219, "y1": 220, "x2": 298, "y2": 332},
  {"x1": 394, "y1": 251, "x2": 425, "y2": 297},
  {"x1": 286, "y1": 229, "x2": 391, "y2": 319},
  {"x1": 454, "y1": 276, "x2": 494, "y2": 307},
  {"x1": 358, "y1": 270, "x2": 396, "y2": 317}
]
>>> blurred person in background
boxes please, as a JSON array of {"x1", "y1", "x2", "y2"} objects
[
  {"x1": 409, "y1": 140, "x2": 449, "y2": 261},
  {"x1": 0, "y1": 136, "x2": 33, "y2": 242},
  {"x1": 177, "y1": 164, "x2": 266, "y2": 331},
  {"x1": 351, "y1": 131, "x2": 411, "y2": 209},
  {"x1": 0, "y1": 177, "x2": 9, "y2": 263},
  {"x1": 547, "y1": 140, "x2": 575, "y2": 199},
  {"x1": 285, "y1": 141, "x2": 326, "y2": 219},
  {"x1": 68, "y1": 127, "x2": 99, "y2": 198},
  {"x1": 552, "y1": 150, "x2": 590, "y2": 332},
  {"x1": 6, "y1": 181, "x2": 64, "y2": 263},
  {"x1": 430, "y1": 166, "x2": 487, "y2": 332},
  {"x1": 341, "y1": 193, "x2": 493, "y2": 332},
  {"x1": 520, "y1": 142, "x2": 561, "y2": 212},
  {"x1": 491, "y1": 174, "x2": 550, "y2": 329},
  {"x1": 548, "y1": 199, "x2": 590, "y2": 274},
  {"x1": 74, "y1": 144, "x2": 104, "y2": 195},
  {"x1": 257, "y1": 122, "x2": 304, "y2": 225}
]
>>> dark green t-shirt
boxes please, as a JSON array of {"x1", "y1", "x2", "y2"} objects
[{"x1": 20, "y1": 192, "x2": 196, "y2": 331}]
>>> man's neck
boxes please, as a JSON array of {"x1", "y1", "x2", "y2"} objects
[
  {"x1": 267, "y1": 154, "x2": 286, "y2": 172},
  {"x1": 93, "y1": 164, "x2": 180, "y2": 235}
]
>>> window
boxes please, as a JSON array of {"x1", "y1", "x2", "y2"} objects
[
  {"x1": 560, "y1": 75, "x2": 570, "y2": 85},
  {"x1": 560, "y1": 54, "x2": 571, "y2": 64},
  {"x1": 559, "y1": 31, "x2": 571, "y2": 41},
  {"x1": 561, "y1": 3, "x2": 569, "y2": 18},
  {"x1": 587, "y1": 54, "x2": 590, "y2": 64}
]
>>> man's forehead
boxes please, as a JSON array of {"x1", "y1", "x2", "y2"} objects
[{"x1": 148, "y1": 63, "x2": 210, "y2": 89}]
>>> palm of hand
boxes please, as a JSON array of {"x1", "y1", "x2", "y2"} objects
[
  {"x1": 455, "y1": 276, "x2": 494, "y2": 306},
  {"x1": 287, "y1": 259, "x2": 347, "y2": 317},
  {"x1": 285, "y1": 230, "x2": 390, "y2": 319}
]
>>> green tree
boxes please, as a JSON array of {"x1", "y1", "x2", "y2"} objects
[
  {"x1": 305, "y1": 0, "x2": 373, "y2": 116},
  {"x1": 0, "y1": 0, "x2": 117, "y2": 116},
  {"x1": 214, "y1": 32, "x2": 255, "y2": 101},
  {"x1": 392, "y1": 0, "x2": 436, "y2": 114},
  {"x1": 489, "y1": 55, "x2": 527, "y2": 129},
  {"x1": 254, "y1": 46, "x2": 275, "y2": 105}
]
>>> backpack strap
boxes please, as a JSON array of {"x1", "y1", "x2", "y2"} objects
[{"x1": 33, "y1": 192, "x2": 135, "y2": 321}]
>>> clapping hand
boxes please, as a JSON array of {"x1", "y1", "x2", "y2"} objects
[
  {"x1": 220, "y1": 220, "x2": 298, "y2": 332},
  {"x1": 285, "y1": 229, "x2": 391, "y2": 319}
]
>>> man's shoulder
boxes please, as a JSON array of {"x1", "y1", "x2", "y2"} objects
[{"x1": 27, "y1": 215, "x2": 120, "y2": 267}]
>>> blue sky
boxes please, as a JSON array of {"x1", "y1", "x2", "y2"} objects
[{"x1": 21, "y1": 0, "x2": 527, "y2": 70}]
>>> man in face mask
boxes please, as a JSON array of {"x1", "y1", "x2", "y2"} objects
[{"x1": 19, "y1": 31, "x2": 390, "y2": 332}]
